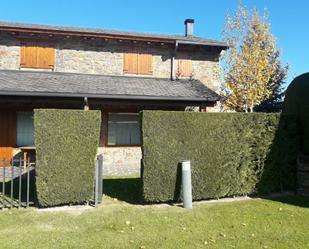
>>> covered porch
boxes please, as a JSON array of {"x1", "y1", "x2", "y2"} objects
[{"x1": 0, "y1": 70, "x2": 221, "y2": 175}]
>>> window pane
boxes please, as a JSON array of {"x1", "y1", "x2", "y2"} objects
[
  {"x1": 107, "y1": 113, "x2": 141, "y2": 146},
  {"x1": 17, "y1": 112, "x2": 34, "y2": 146}
]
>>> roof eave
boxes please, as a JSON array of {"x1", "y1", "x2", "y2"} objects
[
  {"x1": 176, "y1": 39, "x2": 229, "y2": 49},
  {"x1": 0, "y1": 22, "x2": 228, "y2": 47},
  {"x1": 0, "y1": 25, "x2": 175, "y2": 44},
  {"x1": 0, "y1": 90, "x2": 219, "y2": 102}
]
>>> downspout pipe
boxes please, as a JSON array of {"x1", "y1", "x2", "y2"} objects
[{"x1": 171, "y1": 41, "x2": 179, "y2": 81}]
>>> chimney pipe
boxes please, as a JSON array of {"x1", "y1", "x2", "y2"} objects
[{"x1": 184, "y1": 19, "x2": 194, "y2": 37}]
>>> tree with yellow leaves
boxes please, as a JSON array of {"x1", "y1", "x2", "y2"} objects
[{"x1": 221, "y1": 4, "x2": 288, "y2": 112}]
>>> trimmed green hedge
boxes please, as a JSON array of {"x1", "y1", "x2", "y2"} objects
[
  {"x1": 34, "y1": 109, "x2": 101, "y2": 207},
  {"x1": 141, "y1": 111, "x2": 298, "y2": 203},
  {"x1": 283, "y1": 72, "x2": 309, "y2": 153}
]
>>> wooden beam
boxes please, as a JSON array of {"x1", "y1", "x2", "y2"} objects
[
  {"x1": 0, "y1": 27, "x2": 175, "y2": 44},
  {"x1": 0, "y1": 95, "x2": 216, "y2": 110}
]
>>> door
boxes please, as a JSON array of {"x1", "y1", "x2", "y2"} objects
[{"x1": 0, "y1": 111, "x2": 16, "y2": 166}]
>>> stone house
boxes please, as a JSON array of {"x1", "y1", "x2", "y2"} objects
[{"x1": 0, "y1": 19, "x2": 228, "y2": 175}]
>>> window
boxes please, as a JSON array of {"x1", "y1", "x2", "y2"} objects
[
  {"x1": 107, "y1": 113, "x2": 141, "y2": 146},
  {"x1": 177, "y1": 56, "x2": 192, "y2": 77},
  {"x1": 20, "y1": 40, "x2": 55, "y2": 69},
  {"x1": 17, "y1": 112, "x2": 34, "y2": 147},
  {"x1": 123, "y1": 51, "x2": 153, "y2": 75}
]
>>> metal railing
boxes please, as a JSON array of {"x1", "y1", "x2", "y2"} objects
[
  {"x1": 1, "y1": 156, "x2": 103, "y2": 209},
  {"x1": 0, "y1": 158, "x2": 35, "y2": 209}
]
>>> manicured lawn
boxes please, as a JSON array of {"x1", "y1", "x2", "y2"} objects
[{"x1": 0, "y1": 179, "x2": 308, "y2": 249}]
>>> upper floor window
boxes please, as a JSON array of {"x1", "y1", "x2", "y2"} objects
[
  {"x1": 177, "y1": 56, "x2": 193, "y2": 77},
  {"x1": 123, "y1": 50, "x2": 153, "y2": 75},
  {"x1": 20, "y1": 40, "x2": 55, "y2": 70}
]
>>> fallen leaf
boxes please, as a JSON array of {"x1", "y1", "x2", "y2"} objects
[{"x1": 209, "y1": 239, "x2": 216, "y2": 243}]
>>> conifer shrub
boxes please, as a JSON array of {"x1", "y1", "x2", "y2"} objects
[
  {"x1": 34, "y1": 109, "x2": 101, "y2": 207},
  {"x1": 141, "y1": 111, "x2": 298, "y2": 203}
]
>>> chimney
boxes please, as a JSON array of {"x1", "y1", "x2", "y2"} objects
[{"x1": 184, "y1": 19, "x2": 194, "y2": 37}]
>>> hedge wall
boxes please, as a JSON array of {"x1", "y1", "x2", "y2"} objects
[
  {"x1": 283, "y1": 72, "x2": 309, "y2": 153},
  {"x1": 141, "y1": 111, "x2": 298, "y2": 203},
  {"x1": 34, "y1": 109, "x2": 101, "y2": 207}
]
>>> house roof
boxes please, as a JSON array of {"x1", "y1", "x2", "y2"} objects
[
  {"x1": 0, "y1": 21, "x2": 228, "y2": 48},
  {"x1": 0, "y1": 70, "x2": 221, "y2": 102}
]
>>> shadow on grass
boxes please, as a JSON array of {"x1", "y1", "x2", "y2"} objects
[
  {"x1": 103, "y1": 177, "x2": 143, "y2": 204},
  {"x1": 262, "y1": 195, "x2": 309, "y2": 208}
]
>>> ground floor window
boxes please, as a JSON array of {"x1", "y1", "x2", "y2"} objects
[
  {"x1": 17, "y1": 112, "x2": 34, "y2": 146},
  {"x1": 107, "y1": 113, "x2": 141, "y2": 146}
]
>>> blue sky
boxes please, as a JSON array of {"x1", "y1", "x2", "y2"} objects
[{"x1": 0, "y1": 0, "x2": 308, "y2": 87}]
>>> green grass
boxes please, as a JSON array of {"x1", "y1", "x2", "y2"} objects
[{"x1": 0, "y1": 179, "x2": 308, "y2": 249}]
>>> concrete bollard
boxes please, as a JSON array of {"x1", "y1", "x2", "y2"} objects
[
  {"x1": 95, "y1": 155, "x2": 103, "y2": 206},
  {"x1": 97, "y1": 154, "x2": 103, "y2": 204},
  {"x1": 181, "y1": 160, "x2": 192, "y2": 209}
]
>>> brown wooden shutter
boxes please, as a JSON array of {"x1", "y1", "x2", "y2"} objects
[
  {"x1": 177, "y1": 57, "x2": 192, "y2": 77},
  {"x1": 123, "y1": 52, "x2": 138, "y2": 74},
  {"x1": 21, "y1": 41, "x2": 38, "y2": 68},
  {"x1": 124, "y1": 50, "x2": 153, "y2": 75},
  {"x1": 20, "y1": 43, "x2": 28, "y2": 67},
  {"x1": 37, "y1": 45, "x2": 55, "y2": 69},
  {"x1": 138, "y1": 53, "x2": 153, "y2": 75},
  {"x1": 20, "y1": 41, "x2": 55, "y2": 69}
]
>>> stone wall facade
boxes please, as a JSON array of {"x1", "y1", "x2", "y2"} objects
[
  {"x1": 55, "y1": 41, "x2": 174, "y2": 79},
  {"x1": 0, "y1": 34, "x2": 20, "y2": 70},
  {"x1": 0, "y1": 34, "x2": 221, "y2": 92},
  {"x1": 97, "y1": 146, "x2": 142, "y2": 176}
]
